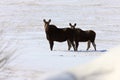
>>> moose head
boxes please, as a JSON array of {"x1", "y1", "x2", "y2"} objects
[
  {"x1": 43, "y1": 19, "x2": 51, "y2": 29},
  {"x1": 69, "y1": 23, "x2": 76, "y2": 29}
]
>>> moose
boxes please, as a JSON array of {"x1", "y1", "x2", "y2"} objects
[
  {"x1": 68, "y1": 23, "x2": 96, "y2": 51},
  {"x1": 43, "y1": 19, "x2": 76, "y2": 51}
]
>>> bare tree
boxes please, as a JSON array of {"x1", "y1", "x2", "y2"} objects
[{"x1": 0, "y1": 30, "x2": 17, "y2": 69}]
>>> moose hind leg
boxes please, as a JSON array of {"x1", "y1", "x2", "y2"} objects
[
  {"x1": 92, "y1": 42, "x2": 96, "y2": 51},
  {"x1": 67, "y1": 40, "x2": 71, "y2": 50},
  {"x1": 49, "y1": 41, "x2": 54, "y2": 51},
  {"x1": 86, "y1": 40, "x2": 91, "y2": 51}
]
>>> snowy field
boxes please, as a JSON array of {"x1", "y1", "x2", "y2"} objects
[{"x1": 0, "y1": 0, "x2": 120, "y2": 80}]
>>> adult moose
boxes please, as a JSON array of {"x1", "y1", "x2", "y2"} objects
[
  {"x1": 43, "y1": 19, "x2": 76, "y2": 51},
  {"x1": 69, "y1": 23, "x2": 96, "y2": 51}
]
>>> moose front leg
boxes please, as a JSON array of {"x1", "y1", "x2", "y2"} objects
[
  {"x1": 75, "y1": 41, "x2": 79, "y2": 51},
  {"x1": 70, "y1": 41, "x2": 76, "y2": 51},
  {"x1": 49, "y1": 41, "x2": 54, "y2": 51}
]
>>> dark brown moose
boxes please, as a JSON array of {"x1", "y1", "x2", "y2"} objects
[
  {"x1": 43, "y1": 19, "x2": 76, "y2": 51},
  {"x1": 69, "y1": 23, "x2": 96, "y2": 51}
]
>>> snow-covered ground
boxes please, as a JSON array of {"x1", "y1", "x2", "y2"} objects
[
  {"x1": 0, "y1": 0, "x2": 120, "y2": 80},
  {"x1": 41, "y1": 45, "x2": 120, "y2": 80}
]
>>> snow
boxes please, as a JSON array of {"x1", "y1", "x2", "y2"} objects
[
  {"x1": 41, "y1": 46, "x2": 120, "y2": 80},
  {"x1": 0, "y1": 0, "x2": 120, "y2": 80}
]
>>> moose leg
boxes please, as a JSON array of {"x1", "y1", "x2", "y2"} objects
[
  {"x1": 67, "y1": 40, "x2": 71, "y2": 50},
  {"x1": 70, "y1": 41, "x2": 76, "y2": 51},
  {"x1": 92, "y1": 42, "x2": 96, "y2": 51},
  {"x1": 49, "y1": 41, "x2": 54, "y2": 51},
  {"x1": 87, "y1": 40, "x2": 91, "y2": 51},
  {"x1": 75, "y1": 41, "x2": 79, "y2": 51}
]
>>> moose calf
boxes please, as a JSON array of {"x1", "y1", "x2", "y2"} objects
[
  {"x1": 69, "y1": 23, "x2": 96, "y2": 51},
  {"x1": 43, "y1": 19, "x2": 76, "y2": 51}
]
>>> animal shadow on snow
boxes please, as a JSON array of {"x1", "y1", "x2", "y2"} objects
[
  {"x1": 57, "y1": 49, "x2": 107, "y2": 53},
  {"x1": 76, "y1": 49, "x2": 107, "y2": 52}
]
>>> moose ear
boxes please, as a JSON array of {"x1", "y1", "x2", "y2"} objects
[
  {"x1": 48, "y1": 19, "x2": 51, "y2": 23},
  {"x1": 69, "y1": 23, "x2": 72, "y2": 26},
  {"x1": 43, "y1": 19, "x2": 46, "y2": 22},
  {"x1": 74, "y1": 23, "x2": 77, "y2": 27}
]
